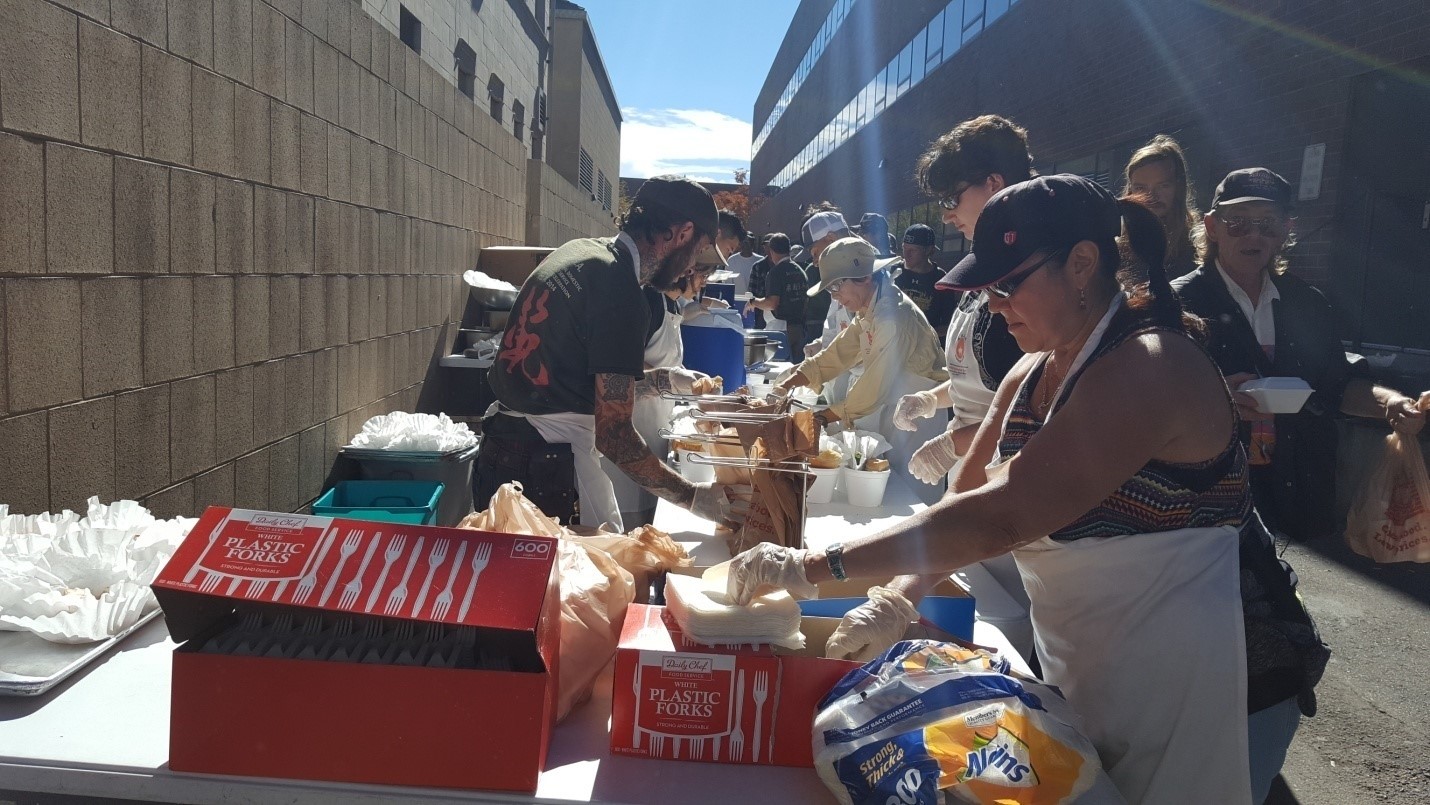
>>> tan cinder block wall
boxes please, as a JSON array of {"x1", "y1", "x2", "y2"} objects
[
  {"x1": 524, "y1": 159, "x2": 612, "y2": 248},
  {"x1": 0, "y1": 0, "x2": 532, "y2": 518}
]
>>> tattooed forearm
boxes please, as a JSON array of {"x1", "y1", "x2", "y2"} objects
[{"x1": 594, "y1": 372, "x2": 695, "y2": 506}]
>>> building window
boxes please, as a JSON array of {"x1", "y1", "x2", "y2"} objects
[
  {"x1": 454, "y1": 40, "x2": 477, "y2": 99},
  {"x1": 513, "y1": 100, "x2": 525, "y2": 141},
  {"x1": 579, "y1": 149, "x2": 594, "y2": 193},
  {"x1": 488, "y1": 75, "x2": 505, "y2": 122},
  {"x1": 399, "y1": 6, "x2": 422, "y2": 53}
]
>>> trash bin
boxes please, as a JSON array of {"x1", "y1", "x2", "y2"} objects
[{"x1": 338, "y1": 444, "x2": 480, "y2": 527}]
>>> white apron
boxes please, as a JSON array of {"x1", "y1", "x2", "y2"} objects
[
  {"x1": 945, "y1": 293, "x2": 1032, "y2": 616},
  {"x1": 603, "y1": 303, "x2": 684, "y2": 522},
  {"x1": 1002, "y1": 296, "x2": 1252, "y2": 804},
  {"x1": 521, "y1": 411, "x2": 622, "y2": 533}
]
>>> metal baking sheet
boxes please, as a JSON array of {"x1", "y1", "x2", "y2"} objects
[{"x1": 0, "y1": 608, "x2": 162, "y2": 697}]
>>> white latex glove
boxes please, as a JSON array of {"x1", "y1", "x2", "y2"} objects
[
  {"x1": 700, "y1": 297, "x2": 731, "y2": 310},
  {"x1": 910, "y1": 431, "x2": 960, "y2": 485},
  {"x1": 665, "y1": 367, "x2": 710, "y2": 395},
  {"x1": 726, "y1": 543, "x2": 817, "y2": 606},
  {"x1": 804, "y1": 341, "x2": 822, "y2": 358},
  {"x1": 825, "y1": 585, "x2": 920, "y2": 661},
  {"x1": 690, "y1": 481, "x2": 750, "y2": 528},
  {"x1": 892, "y1": 391, "x2": 939, "y2": 431}
]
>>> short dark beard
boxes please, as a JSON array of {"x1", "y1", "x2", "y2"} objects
[{"x1": 646, "y1": 239, "x2": 701, "y2": 291}]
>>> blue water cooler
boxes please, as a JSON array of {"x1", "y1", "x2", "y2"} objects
[{"x1": 680, "y1": 324, "x2": 745, "y2": 393}]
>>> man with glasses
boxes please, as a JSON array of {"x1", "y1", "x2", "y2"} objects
[
  {"x1": 1173, "y1": 168, "x2": 1426, "y2": 545},
  {"x1": 892, "y1": 116, "x2": 1031, "y2": 490}
]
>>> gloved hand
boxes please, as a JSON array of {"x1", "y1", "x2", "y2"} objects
[
  {"x1": 910, "y1": 431, "x2": 960, "y2": 485},
  {"x1": 690, "y1": 481, "x2": 751, "y2": 529},
  {"x1": 804, "y1": 341, "x2": 823, "y2": 358},
  {"x1": 665, "y1": 367, "x2": 711, "y2": 396},
  {"x1": 726, "y1": 543, "x2": 818, "y2": 606},
  {"x1": 825, "y1": 585, "x2": 919, "y2": 661},
  {"x1": 893, "y1": 391, "x2": 939, "y2": 431}
]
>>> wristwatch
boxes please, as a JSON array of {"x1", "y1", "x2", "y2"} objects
[{"x1": 825, "y1": 542, "x2": 848, "y2": 582}]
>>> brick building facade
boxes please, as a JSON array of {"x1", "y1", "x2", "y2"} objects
[
  {"x1": 0, "y1": 0, "x2": 619, "y2": 517},
  {"x1": 750, "y1": 0, "x2": 1430, "y2": 359}
]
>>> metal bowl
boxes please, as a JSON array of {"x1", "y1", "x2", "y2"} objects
[{"x1": 468, "y1": 285, "x2": 519, "y2": 310}]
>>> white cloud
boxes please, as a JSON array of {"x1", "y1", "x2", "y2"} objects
[{"x1": 620, "y1": 108, "x2": 751, "y2": 184}]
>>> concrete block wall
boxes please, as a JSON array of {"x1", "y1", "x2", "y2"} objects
[
  {"x1": 0, "y1": 0, "x2": 533, "y2": 518},
  {"x1": 524, "y1": 158, "x2": 611, "y2": 247}
]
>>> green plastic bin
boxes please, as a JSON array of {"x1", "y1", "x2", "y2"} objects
[{"x1": 312, "y1": 481, "x2": 444, "y2": 525}]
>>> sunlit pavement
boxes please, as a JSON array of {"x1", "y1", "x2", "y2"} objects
[{"x1": 1267, "y1": 538, "x2": 1430, "y2": 804}]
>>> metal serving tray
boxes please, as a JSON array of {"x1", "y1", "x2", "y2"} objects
[{"x1": 0, "y1": 608, "x2": 162, "y2": 697}]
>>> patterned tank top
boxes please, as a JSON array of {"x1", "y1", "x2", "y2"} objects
[{"x1": 997, "y1": 322, "x2": 1251, "y2": 541}]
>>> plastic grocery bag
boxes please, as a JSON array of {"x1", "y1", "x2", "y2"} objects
[
  {"x1": 813, "y1": 641, "x2": 1120, "y2": 805},
  {"x1": 459, "y1": 482, "x2": 635, "y2": 721},
  {"x1": 1345, "y1": 432, "x2": 1430, "y2": 564}
]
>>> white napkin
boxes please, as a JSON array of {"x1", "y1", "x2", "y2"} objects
[
  {"x1": 462, "y1": 270, "x2": 518, "y2": 291},
  {"x1": 663, "y1": 568, "x2": 805, "y2": 650}
]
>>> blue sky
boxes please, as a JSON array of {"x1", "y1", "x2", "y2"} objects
[{"x1": 578, "y1": 0, "x2": 799, "y2": 182}]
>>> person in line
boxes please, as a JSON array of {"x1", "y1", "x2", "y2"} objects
[
  {"x1": 724, "y1": 232, "x2": 761, "y2": 297},
  {"x1": 773, "y1": 237, "x2": 949, "y2": 505},
  {"x1": 746, "y1": 234, "x2": 810, "y2": 355},
  {"x1": 890, "y1": 223, "x2": 959, "y2": 339},
  {"x1": 853, "y1": 212, "x2": 896, "y2": 256},
  {"x1": 1175, "y1": 167, "x2": 1426, "y2": 542},
  {"x1": 1122, "y1": 134, "x2": 1201, "y2": 279},
  {"x1": 746, "y1": 234, "x2": 774, "y2": 329},
  {"x1": 801, "y1": 208, "x2": 851, "y2": 359},
  {"x1": 478, "y1": 176, "x2": 745, "y2": 533},
  {"x1": 734, "y1": 176, "x2": 1256, "y2": 804}
]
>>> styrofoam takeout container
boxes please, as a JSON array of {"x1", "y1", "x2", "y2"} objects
[{"x1": 1237, "y1": 377, "x2": 1313, "y2": 414}]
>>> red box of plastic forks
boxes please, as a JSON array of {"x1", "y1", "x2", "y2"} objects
[
  {"x1": 609, "y1": 603, "x2": 862, "y2": 768},
  {"x1": 152, "y1": 507, "x2": 561, "y2": 793}
]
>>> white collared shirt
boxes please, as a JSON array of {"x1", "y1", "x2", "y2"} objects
[
  {"x1": 615, "y1": 231, "x2": 641, "y2": 282},
  {"x1": 1215, "y1": 260, "x2": 1280, "y2": 348}
]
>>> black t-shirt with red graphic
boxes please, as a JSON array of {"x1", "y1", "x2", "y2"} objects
[{"x1": 489, "y1": 237, "x2": 650, "y2": 416}]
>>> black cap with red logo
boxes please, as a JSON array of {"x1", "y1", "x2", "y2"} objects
[{"x1": 937, "y1": 174, "x2": 1121, "y2": 291}]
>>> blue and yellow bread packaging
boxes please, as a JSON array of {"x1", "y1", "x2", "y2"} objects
[{"x1": 812, "y1": 641, "x2": 1121, "y2": 804}]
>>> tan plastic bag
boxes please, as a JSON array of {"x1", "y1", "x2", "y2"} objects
[
  {"x1": 576, "y1": 524, "x2": 692, "y2": 603},
  {"x1": 458, "y1": 482, "x2": 635, "y2": 721},
  {"x1": 1345, "y1": 432, "x2": 1430, "y2": 564}
]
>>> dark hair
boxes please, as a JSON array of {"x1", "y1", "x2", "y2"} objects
[
  {"x1": 1111, "y1": 198, "x2": 1204, "y2": 337},
  {"x1": 717, "y1": 208, "x2": 744, "y2": 241},
  {"x1": 767, "y1": 233, "x2": 791, "y2": 255},
  {"x1": 803, "y1": 201, "x2": 841, "y2": 217},
  {"x1": 1122, "y1": 135, "x2": 1199, "y2": 266},
  {"x1": 916, "y1": 115, "x2": 1035, "y2": 197},
  {"x1": 621, "y1": 203, "x2": 694, "y2": 246}
]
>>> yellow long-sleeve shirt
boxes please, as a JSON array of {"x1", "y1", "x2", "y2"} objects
[{"x1": 796, "y1": 275, "x2": 948, "y2": 424}]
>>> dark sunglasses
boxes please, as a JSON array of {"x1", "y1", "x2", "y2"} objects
[
  {"x1": 1219, "y1": 215, "x2": 1288, "y2": 237},
  {"x1": 986, "y1": 251, "x2": 1065, "y2": 299},
  {"x1": 937, "y1": 177, "x2": 987, "y2": 211}
]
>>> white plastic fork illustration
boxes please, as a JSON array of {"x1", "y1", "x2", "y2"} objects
[
  {"x1": 199, "y1": 572, "x2": 224, "y2": 593},
  {"x1": 455, "y1": 541, "x2": 493, "y2": 621},
  {"x1": 408, "y1": 538, "x2": 451, "y2": 617},
  {"x1": 383, "y1": 535, "x2": 426, "y2": 615},
  {"x1": 292, "y1": 525, "x2": 341, "y2": 604},
  {"x1": 429, "y1": 541, "x2": 468, "y2": 620},
  {"x1": 729, "y1": 669, "x2": 746, "y2": 761},
  {"x1": 364, "y1": 534, "x2": 407, "y2": 612},
  {"x1": 689, "y1": 736, "x2": 705, "y2": 760},
  {"x1": 752, "y1": 671, "x2": 769, "y2": 764},
  {"x1": 183, "y1": 511, "x2": 231, "y2": 585},
  {"x1": 649, "y1": 733, "x2": 666, "y2": 758},
  {"x1": 318, "y1": 530, "x2": 363, "y2": 607},
  {"x1": 338, "y1": 533, "x2": 383, "y2": 609},
  {"x1": 245, "y1": 579, "x2": 270, "y2": 599}
]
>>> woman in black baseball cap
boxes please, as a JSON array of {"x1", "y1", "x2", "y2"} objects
[{"x1": 727, "y1": 175, "x2": 1258, "y2": 803}]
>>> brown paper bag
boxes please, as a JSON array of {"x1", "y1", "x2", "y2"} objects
[{"x1": 721, "y1": 411, "x2": 819, "y2": 555}]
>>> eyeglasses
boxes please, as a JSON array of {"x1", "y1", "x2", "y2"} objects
[
  {"x1": 1218, "y1": 215, "x2": 1287, "y2": 237},
  {"x1": 985, "y1": 251, "x2": 1065, "y2": 299},
  {"x1": 827, "y1": 276, "x2": 864, "y2": 294},
  {"x1": 937, "y1": 178, "x2": 986, "y2": 211}
]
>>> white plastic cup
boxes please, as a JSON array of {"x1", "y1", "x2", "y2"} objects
[
  {"x1": 806, "y1": 466, "x2": 841, "y2": 504},
  {"x1": 842, "y1": 467, "x2": 891, "y2": 508},
  {"x1": 680, "y1": 449, "x2": 716, "y2": 483}
]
